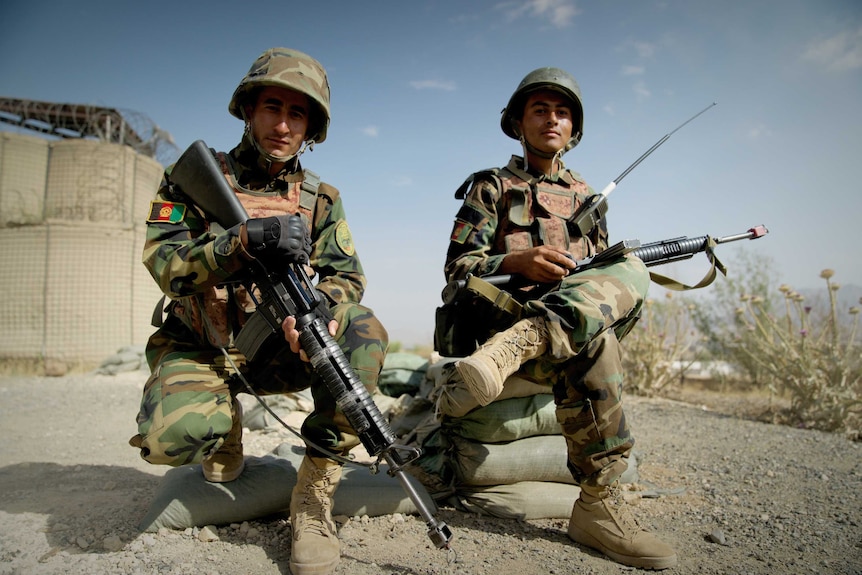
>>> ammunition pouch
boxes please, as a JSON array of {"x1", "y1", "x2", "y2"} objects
[{"x1": 433, "y1": 276, "x2": 524, "y2": 357}]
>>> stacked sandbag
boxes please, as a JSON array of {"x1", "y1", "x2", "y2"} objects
[{"x1": 404, "y1": 353, "x2": 584, "y2": 520}]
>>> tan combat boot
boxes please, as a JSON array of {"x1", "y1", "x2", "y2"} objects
[
  {"x1": 568, "y1": 482, "x2": 677, "y2": 570},
  {"x1": 290, "y1": 455, "x2": 343, "y2": 575},
  {"x1": 456, "y1": 316, "x2": 549, "y2": 406},
  {"x1": 202, "y1": 401, "x2": 245, "y2": 483}
]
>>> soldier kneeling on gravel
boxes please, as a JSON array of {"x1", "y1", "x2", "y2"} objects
[
  {"x1": 439, "y1": 67, "x2": 678, "y2": 570},
  {"x1": 130, "y1": 48, "x2": 388, "y2": 575}
]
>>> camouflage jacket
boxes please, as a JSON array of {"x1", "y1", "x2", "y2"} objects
[
  {"x1": 142, "y1": 136, "x2": 366, "y2": 348},
  {"x1": 444, "y1": 155, "x2": 609, "y2": 283}
]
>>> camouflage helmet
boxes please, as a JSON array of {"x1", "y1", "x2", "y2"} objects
[
  {"x1": 500, "y1": 67, "x2": 584, "y2": 150},
  {"x1": 229, "y1": 48, "x2": 331, "y2": 143}
]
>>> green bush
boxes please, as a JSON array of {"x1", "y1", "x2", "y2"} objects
[
  {"x1": 625, "y1": 251, "x2": 860, "y2": 439},
  {"x1": 622, "y1": 292, "x2": 699, "y2": 396},
  {"x1": 730, "y1": 270, "x2": 861, "y2": 437}
]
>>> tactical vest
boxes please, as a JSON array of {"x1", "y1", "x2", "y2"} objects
[
  {"x1": 455, "y1": 158, "x2": 599, "y2": 260},
  {"x1": 159, "y1": 158, "x2": 323, "y2": 350},
  {"x1": 436, "y1": 160, "x2": 602, "y2": 357},
  {"x1": 217, "y1": 152, "x2": 320, "y2": 233}
]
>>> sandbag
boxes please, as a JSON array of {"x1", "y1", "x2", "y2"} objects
[
  {"x1": 378, "y1": 352, "x2": 428, "y2": 397},
  {"x1": 442, "y1": 394, "x2": 559, "y2": 443},
  {"x1": 451, "y1": 434, "x2": 575, "y2": 486},
  {"x1": 138, "y1": 444, "x2": 436, "y2": 532},
  {"x1": 449, "y1": 481, "x2": 581, "y2": 520}
]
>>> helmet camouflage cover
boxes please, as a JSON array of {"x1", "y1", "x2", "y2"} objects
[
  {"x1": 229, "y1": 47, "x2": 331, "y2": 143},
  {"x1": 500, "y1": 67, "x2": 584, "y2": 151}
]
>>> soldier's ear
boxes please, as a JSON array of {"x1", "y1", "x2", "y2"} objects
[{"x1": 512, "y1": 118, "x2": 524, "y2": 139}]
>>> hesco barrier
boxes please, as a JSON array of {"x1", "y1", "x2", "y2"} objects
[{"x1": 0, "y1": 132, "x2": 164, "y2": 366}]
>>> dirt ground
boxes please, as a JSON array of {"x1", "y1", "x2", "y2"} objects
[{"x1": 0, "y1": 370, "x2": 860, "y2": 575}]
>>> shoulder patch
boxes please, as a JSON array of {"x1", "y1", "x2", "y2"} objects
[
  {"x1": 450, "y1": 220, "x2": 473, "y2": 244},
  {"x1": 334, "y1": 220, "x2": 355, "y2": 256},
  {"x1": 147, "y1": 201, "x2": 186, "y2": 224}
]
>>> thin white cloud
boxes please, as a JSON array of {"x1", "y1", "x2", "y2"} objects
[
  {"x1": 633, "y1": 81, "x2": 651, "y2": 100},
  {"x1": 631, "y1": 40, "x2": 657, "y2": 59},
  {"x1": 393, "y1": 176, "x2": 413, "y2": 187},
  {"x1": 746, "y1": 124, "x2": 772, "y2": 140},
  {"x1": 603, "y1": 104, "x2": 615, "y2": 117},
  {"x1": 497, "y1": 0, "x2": 581, "y2": 29},
  {"x1": 409, "y1": 79, "x2": 457, "y2": 91},
  {"x1": 622, "y1": 65, "x2": 645, "y2": 76},
  {"x1": 801, "y1": 26, "x2": 862, "y2": 72},
  {"x1": 362, "y1": 125, "x2": 379, "y2": 137}
]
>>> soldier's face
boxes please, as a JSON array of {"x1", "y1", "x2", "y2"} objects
[
  {"x1": 517, "y1": 90, "x2": 573, "y2": 155},
  {"x1": 247, "y1": 86, "x2": 310, "y2": 158}
]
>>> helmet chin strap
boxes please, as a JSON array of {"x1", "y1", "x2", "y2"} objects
[
  {"x1": 519, "y1": 135, "x2": 563, "y2": 174},
  {"x1": 243, "y1": 119, "x2": 313, "y2": 171}
]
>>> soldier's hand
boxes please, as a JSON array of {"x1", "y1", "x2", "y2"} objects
[
  {"x1": 243, "y1": 215, "x2": 311, "y2": 264},
  {"x1": 281, "y1": 316, "x2": 338, "y2": 362},
  {"x1": 500, "y1": 245, "x2": 576, "y2": 283}
]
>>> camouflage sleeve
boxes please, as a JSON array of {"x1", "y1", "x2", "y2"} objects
[
  {"x1": 142, "y1": 174, "x2": 253, "y2": 298},
  {"x1": 444, "y1": 178, "x2": 506, "y2": 283},
  {"x1": 309, "y1": 185, "x2": 366, "y2": 305}
]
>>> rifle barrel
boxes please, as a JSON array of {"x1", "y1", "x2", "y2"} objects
[
  {"x1": 714, "y1": 225, "x2": 769, "y2": 244},
  {"x1": 633, "y1": 225, "x2": 768, "y2": 267}
]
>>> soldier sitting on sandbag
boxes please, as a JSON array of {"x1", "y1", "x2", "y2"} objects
[{"x1": 434, "y1": 66, "x2": 677, "y2": 571}]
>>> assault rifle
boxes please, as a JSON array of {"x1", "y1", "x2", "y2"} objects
[
  {"x1": 435, "y1": 226, "x2": 768, "y2": 357},
  {"x1": 170, "y1": 140, "x2": 452, "y2": 550},
  {"x1": 442, "y1": 226, "x2": 769, "y2": 305}
]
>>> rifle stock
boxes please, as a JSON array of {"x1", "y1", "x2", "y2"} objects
[{"x1": 169, "y1": 140, "x2": 453, "y2": 550}]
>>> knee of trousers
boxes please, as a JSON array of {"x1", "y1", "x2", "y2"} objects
[
  {"x1": 330, "y1": 302, "x2": 388, "y2": 389},
  {"x1": 135, "y1": 369, "x2": 235, "y2": 466}
]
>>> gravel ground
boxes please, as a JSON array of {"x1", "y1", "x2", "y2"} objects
[{"x1": 0, "y1": 370, "x2": 860, "y2": 575}]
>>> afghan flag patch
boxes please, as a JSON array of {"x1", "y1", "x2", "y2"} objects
[
  {"x1": 450, "y1": 220, "x2": 473, "y2": 244},
  {"x1": 147, "y1": 201, "x2": 187, "y2": 224}
]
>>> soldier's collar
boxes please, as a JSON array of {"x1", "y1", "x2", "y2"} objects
[
  {"x1": 506, "y1": 155, "x2": 575, "y2": 185},
  {"x1": 229, "y1": 137, "x2": 302, "y2": 193}
]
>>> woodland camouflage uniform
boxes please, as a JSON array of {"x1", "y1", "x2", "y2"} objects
[
  {"x1": 445, "y1": 154, "x2": 649, "y2": 485},
  {"x1": 131, "y1": 53, "x2": 387, "y2": 470},
  {"x1": 443, "y1": 66, "x2": 676, "y2": 570}
]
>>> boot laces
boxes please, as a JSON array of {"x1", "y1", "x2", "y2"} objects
[
  {"x1": 484, "y1": 324, "x2": 542, "y2": 371},
  {"x1": 295, "y1": 467, "x2": 338, "y2": 538},
  {"x1": 605, "y1": 484, "x2": 641, "y2": 534}
]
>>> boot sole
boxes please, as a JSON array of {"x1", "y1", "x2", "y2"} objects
[
  {"x1": 568, "y1": 525, "x2": 678, "y2": 570},
  {"x1": 289, "y1": 556, "x2": 339, "y2": 575},
  {"x1": 455, "y1": 359, "x2": 503, "y2": 406}
]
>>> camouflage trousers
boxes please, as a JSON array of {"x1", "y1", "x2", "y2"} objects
[
  {"x1": 520, "y1": 254, "x2": 650, "y2": 487},
  {"x1": 131, "y1": 302, "x2": 388, "y2": 466}
]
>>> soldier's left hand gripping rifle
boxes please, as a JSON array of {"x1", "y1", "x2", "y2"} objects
[{"x1": 169, "y1": 140, "x2": 452, "y2": 550}]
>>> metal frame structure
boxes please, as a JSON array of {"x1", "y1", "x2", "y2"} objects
[{"x1": 0, "y1": 97, "x2": 178, "y2": 165}]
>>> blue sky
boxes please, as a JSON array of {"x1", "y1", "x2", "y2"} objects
[{"x1": 2, "y1": 0, "x2": 861, "y2": 346}]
